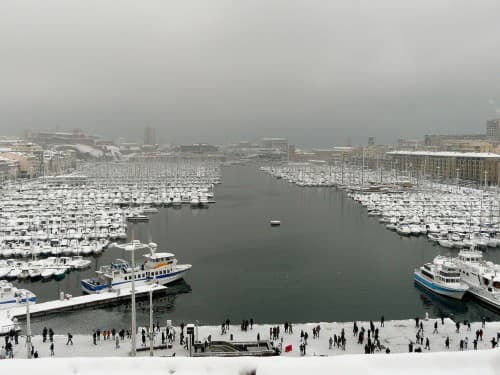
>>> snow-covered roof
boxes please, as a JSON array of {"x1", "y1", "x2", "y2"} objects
[
  {"x1": 73, "y1": 144, "x2": 103, "y2": 158},
  {"x1": 387, "y1": 151, "x2": 500, "y2": 158}
]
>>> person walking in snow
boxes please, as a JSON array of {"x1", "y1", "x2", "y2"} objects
[
  {"x1": 66, "y1": 333, "x2": 73, "y2": 345},
  {"x1": 50, "y1": 342, "x2": 54, "y2": 356},
  {"x1": 115, "y1": 335, "x2": 120, "y2": 349},
  {"x1": 445, "y1": 336, "x2": 450, "y2": 349},
  {"x1": 433, "y1": 321, "x2": 438, "y2": 334},
  {"x1": 425, "y1": 337, "x2": 430, "y2": 350}
]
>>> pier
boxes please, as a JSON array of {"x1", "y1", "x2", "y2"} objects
[{"x1": 0, "y1": 284, "x2": 166, "y2": 330}]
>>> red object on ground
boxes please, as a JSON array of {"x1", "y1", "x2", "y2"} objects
[{"x1": 285, "y1": 344, "x2": 293, "y2": 352}]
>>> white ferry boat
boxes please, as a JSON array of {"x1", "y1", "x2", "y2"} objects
[
  {"x1": 0, "y1": 280, "x2": 36, "y2": 309},
  {"x1": 80, "y1": 245, "x2": 191, "y2": 294},
  {"x1": 414, "y1": 257, "x2": 469, "y2": 299},
  {"x1": 454, "y1": 248, "x2": 500, "y2": 309}
]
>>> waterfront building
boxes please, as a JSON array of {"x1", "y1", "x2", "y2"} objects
[
  {"x1": 262, "y1": 137, "x2": 289, "y2": 153},
  {"x1": 487, "y1": 119, "x2": 500, "y2": 142},
  {"x1": 290, "y1": 147, "x2": 354, "y2": 164},
  {"x1": 387, "y1": 150, "x2": 500, "y2": 184},
  {"x1": 288, "y1": 144, "x2": 296, "y2": 161},
  {"x1": 0, "y1": 151, "x2": 39, "y2": 178},
  {"x1": 25, "y1": 128, "x2": 98, "y2": 146},
  {"x1": 0, "y1": 156, "x2": 19, "y2": 179},
  {"x1": 424, "y1": 134, "x2": 488, "y2": 149},
  {"x1": 144, "y1": 126, "x2": 156, "y2": 145},
  {"x1": 180, "y1": 144, "x2": 219, "y2": 153}
]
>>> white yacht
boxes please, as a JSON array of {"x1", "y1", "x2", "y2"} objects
[
  {"x1": 81, "y1": 243, "x2": 192, "y2": 294},
  {"x1": 454, "y1": 249, "x2": 500, "y2": 309},
  {"x1": 414, "y1": 257, "x2": 469, "y2": 299},
  {"x1": 0, "y1": 280, "x2": 36, "y2": 309}
]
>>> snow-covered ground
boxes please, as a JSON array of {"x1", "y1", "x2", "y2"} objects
[
  {"x1": 0, "y1": 350, "x2": 498, "y2": 375},
  {"x1": 3, "y1": 318, "x2": 500, "y2": 359}
]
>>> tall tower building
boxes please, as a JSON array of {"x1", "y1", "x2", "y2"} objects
[
  {"x1": 486, "y1": 119, "x2": 500, "y2": 141},
  {"x1": 144, "y1": 126, "x2": 156, "y2": 145}
]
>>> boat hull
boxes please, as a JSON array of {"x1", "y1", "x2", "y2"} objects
[
  {"x1": 81, "y1": 265, "x2": 191, "y2": 294},
  {"x1": 0, "y1": 296, "x2": 37, "y2": 309},
  {"x1": 414, "y1": 272, "x2": 467, "y2": 300}
]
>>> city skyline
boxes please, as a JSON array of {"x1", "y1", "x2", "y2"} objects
[{"x1": 0, "y1": 1, "x2": 499, "y2": 147}]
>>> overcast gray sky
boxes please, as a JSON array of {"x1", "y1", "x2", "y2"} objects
[{"x1": 1, "y1": 0, "x2": 499, "y2": 146}]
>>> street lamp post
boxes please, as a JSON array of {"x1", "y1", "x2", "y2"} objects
[
  {"x1": 26, "y1": 291, "x2": 32, "y2": 359},
  {"x1": 113, "y1": 237, "x2": 153, "y2": 357},
  {"x1": 130, "y1": 240, "x2": 136, "y2": 357},
  {"x1": 149, "y1": 283, "x2": 154, "y2": 357},
  {"x1": 195, "y1": 320, "x2": 199, "y2": 344}
]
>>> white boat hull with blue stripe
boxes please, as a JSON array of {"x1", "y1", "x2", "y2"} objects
[
  {"x1": 81, "y1": 242, "x2": 192, "y2": 294},
  {"x1": 414, "y1": 271, "x2": 468, "y2": 299},
  {"x1": 0, "y1": 280, "x2": 36, "y2": 309},
  {"x1": 413, "y1": 257, "x2": 468, "y2": 300}
]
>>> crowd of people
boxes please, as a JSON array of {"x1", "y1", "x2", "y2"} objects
[{"x1": 2, "y1": 314, "x2": 500, "y2": 359}]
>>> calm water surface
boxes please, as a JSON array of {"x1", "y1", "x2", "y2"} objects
[{"x1": 18, "y1": 165, "x2": 500, "y2": 333}]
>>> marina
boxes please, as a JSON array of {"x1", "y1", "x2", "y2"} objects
[
  {"x1": 0, "y1": 160, "x2": 220, "y2": 260},
  {"x1": 1, "y1": 163, "x2": 497, "y2": 336}
]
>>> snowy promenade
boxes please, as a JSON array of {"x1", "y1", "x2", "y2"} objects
[{"x1": 3, "y1": 317, "x2": 500, "y2": 359}]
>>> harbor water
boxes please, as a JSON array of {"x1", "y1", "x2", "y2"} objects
[{"x1": 17, "y1": 164, "x2": 500, "y2": 333}]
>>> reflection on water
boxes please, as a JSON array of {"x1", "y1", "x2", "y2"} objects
[
  {"x1": 414, "y1": 282, "x2": 468, "y2": 317},
  {"x1": 415, "y1": 282, "x2": 499, "y2": 323}
]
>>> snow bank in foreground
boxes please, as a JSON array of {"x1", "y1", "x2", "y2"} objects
[{"x1": 0, "y1": 350, "x2": 498, "y2": 375}]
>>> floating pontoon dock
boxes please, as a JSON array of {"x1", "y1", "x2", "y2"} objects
[{"x1": 4, "y1": 284, "x2": 167, "y2": 320}]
